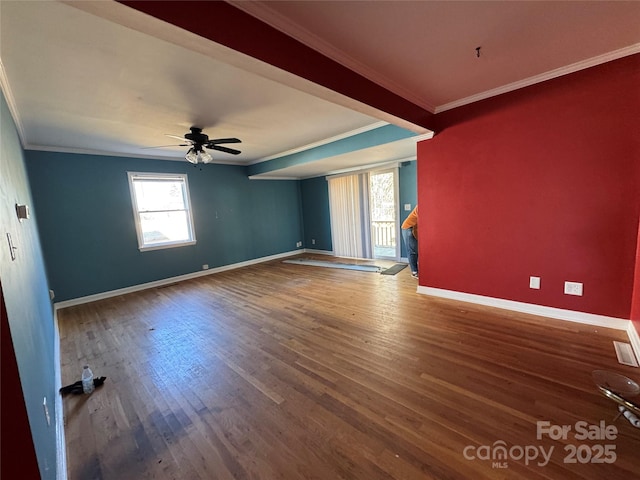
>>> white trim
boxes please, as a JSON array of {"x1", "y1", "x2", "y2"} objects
[
  {"x1": 66, "y1": 0, "x2": 426, "y2": 137},
  {"x1": 228, "y1": 1, "x2": 436, "y2": 113},
  {"x1": 327, "y1": 156, "x2": 419, "y2": 179},
  {"x1": 303, "y1": 248, "x2": 334, "y2": 256},
  {"x1": 320, "y1": 133, "x2": 431, "y2": 180},
  {"x1": 418, "y1": 286, "x2": 631, "y2": 331},
  {"x1": 231, "y1": 2, "x2": 639, "y2": 116},
  {"x1": 248, "y1": 176, "x2": 302, "y2": 181},
  {"x1": 23, "y1": 144, "x2": 246, "y2": 165},
  {"x1": 251, "y1": 121, "x2": 388, "y2": 164},
  {"x1": 250, "y1": 154, "x2": 421, "y2": 181},
  {"x1": 435, "y1": 44, "x2": 640, "y2": 113},
  {"x1": 138, "y1": 239, "x2": 197, "y2": 252},
  {"x1": 127, "y1": 172, "x2": 197, "y2": 251},
  {"x1": 392, "y1": 166, "x2": 401, "y2": 260},
  {"x1": 0, "y1": 58, "x2": 27, "y2": 146},
  {"x1": 53, "y1": 309, "x2": 67, "y2": 480},
  {"x1": 325, "y1": 161, "x2": 400, "y2": 181},
  {"x1": 627, "y1": 322, "x2": 640, "y2": 366},
  {"x1": 54, "y1": 250, "x2": 303, "y2": 309}
]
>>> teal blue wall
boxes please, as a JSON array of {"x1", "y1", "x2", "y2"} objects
[
  {"x1": 398, "y1": 161, "x2": 418, "y2": 258},
  {"x1": 26, "y1": 151, "x2": 303, "y2": 302},
  {"x1": 1, "y1": 94, "x2": 58, "y2": 478},
  {"x1": 300, "y1": 176, "x2": 332, "y2": 251},
  {"x1": 26, "y1": 150, "x2": 416, "y2": 304}
]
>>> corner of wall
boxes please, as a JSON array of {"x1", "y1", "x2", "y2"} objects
[
  {"x1": 53, "y1": 307, "x2": 67, "y2": 480},
  {"x1": 628, "y1": 321, "x2": 640, "y2": 366},
  {"x1": 419, "y1": 286, "x2": 631, "y2": 330}
]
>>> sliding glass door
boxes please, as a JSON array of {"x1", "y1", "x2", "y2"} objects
[
  {"x1": 369, "y1": 169, "x2": 399, "y2": 259},
  {"x1": 328, "y1": 168, "x2": 399, "y2": 260},
  {"x1": 327, "y1": 174, "x2": 371, "y2": 258}
]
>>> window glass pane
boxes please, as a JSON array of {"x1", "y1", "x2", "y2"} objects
[
  {"x1": 140, "y1": 211, "x2": 191, "y2": 245},
  {"x1": 128, "y1": 172, "x2": 196, "y2": 250},
  {"x1": 134, "y1": 180, "x2": 186, "y2": 212}
]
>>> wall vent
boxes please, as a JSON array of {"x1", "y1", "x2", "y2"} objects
[{"x1": 613, "y1": 341, "x2": 639, "y2": 367}]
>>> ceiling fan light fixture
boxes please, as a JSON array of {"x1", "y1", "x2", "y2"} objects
[
  {"x1": 159, "y1": 127, "x2": 240, "y2": 163},
  {"x1": 200, "y1": 150, "x2": 213, "y2": 163},
  {"x1": 185, "y1": 147, "x2": 199, "y2": 164}
]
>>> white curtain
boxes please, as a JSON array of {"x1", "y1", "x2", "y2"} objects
[{"x1": 328, "y1": 174, "x2": 371, "y2": 258}]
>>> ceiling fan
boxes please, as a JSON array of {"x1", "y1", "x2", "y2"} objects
[{"x1": 153, "y1": 127, "x2": 242, "y2": 164}]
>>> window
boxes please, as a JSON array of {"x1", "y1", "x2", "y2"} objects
[{"x1": 127, "y1": 172, "x2": 196, "y2": 251}]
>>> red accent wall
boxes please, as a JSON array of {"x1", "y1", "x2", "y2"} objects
[
  {"x1": 631, "y1": 219, "x2": 640, "y2": 324},
  {"x1": 1, "y1": 285, "x2": 41, "y2": 480},
  {"x1": 418, "y1": 55, "x2": 640, "y2": 319}
]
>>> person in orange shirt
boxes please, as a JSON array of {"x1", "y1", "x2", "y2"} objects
[{"x1": 401, "y1": 205, "x2": 418, "y2": 278}]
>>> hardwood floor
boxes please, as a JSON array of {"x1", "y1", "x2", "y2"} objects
[{"x1": 58, "y1": 256, "x2": 640, "y2": 479}]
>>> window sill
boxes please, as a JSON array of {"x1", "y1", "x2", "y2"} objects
[{"x1": 138, "y1": 240, "x2": 196, "y2": 252}]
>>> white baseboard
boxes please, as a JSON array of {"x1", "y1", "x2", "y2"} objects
[
  {"x1": 53, "y1": 309, "x2": 67, "y2": 480},
  {"x1": 302, "y1": 249, "x2": 405, "y2": 262},
  {"x1": 627, "y1": 321, "x2": 640, "y2": 365},
  {"x1": 303, "y1": 248, "x2": 334, "y2": 255},
  {"x1": 54, "y1": 249, "x2": 304, "y2": 309},
  {"x1": 418, "y1": 286, "x2": 630, "y2": 331}
]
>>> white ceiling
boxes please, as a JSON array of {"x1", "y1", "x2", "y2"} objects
[{"x1": 1, "y1": 1, "x2": 639, "y2": 179}]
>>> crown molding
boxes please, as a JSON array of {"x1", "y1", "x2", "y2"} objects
[
  {"x1": 248, "y1": 175, "x2": 299, "y2": 181},
  {"x1": 252, "y1": 121, "x2": 433, "y2": 165},
  {"x1": 229, "y1": 1, "x2": 435, "y2": 113},
  {"x1": 23, "y1": 144, "x2": 247, "y2": 166},
  {"x1": 435, "y1": 44, "x2": 640, "y2": 113},
  {"x1": 0, "y1": 58, "x2": 27, "y2": 146},
  {"x1": 251, "y1": 121, "x2": 388, "y2": 164}
]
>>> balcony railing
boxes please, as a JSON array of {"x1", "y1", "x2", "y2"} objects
[{"x1": 372, "y1": 220, "x2": 396, "y2": 248}]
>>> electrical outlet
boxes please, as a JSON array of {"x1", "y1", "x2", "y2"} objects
[
  {"x1": 404, "y1": 204, "x2": 412, "y2": 211},
  {"x1": 312, "y1": 239, "x2": 316, "y2": 245},
  {"x1": 202, "y1": 264, "x2": 209, "y2": 270},
  {"x1": 296, "y1": 241, "x2": 302, "y2": 248},
  {"x1": 564, "y1": 281, "x2": 583, "y2": 296},
  {"x1": 529, "y1": 276, "x2": 540, "y2": 289}
]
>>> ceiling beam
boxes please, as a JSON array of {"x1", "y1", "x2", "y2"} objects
[
  {"x1": 246, "y1": 124, "x2": 418, "y2": 177},
  {"x1": 118, "y1": 0, "x2": 436, "y2": 132}
]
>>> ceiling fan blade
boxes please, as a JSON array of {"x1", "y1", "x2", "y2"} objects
[
  {"x1": 209, "y1": 145, "x2": 241, "y2": 155},
  {"x1": 165, "y1": 134, "x2": 193, "y2": 143},
  {"x1": 208, "y1": 138, "x2": 242, "y2": 145},
  {"x1": 142, "y1": 144, "x2": 190, "y2": 149}
]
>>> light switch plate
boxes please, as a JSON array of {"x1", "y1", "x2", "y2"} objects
[
  {"x1": 43, "y1": 397, "x2": 51, "y2": 427},
  {"x1": 6, "y1": 233, "x2": 16, "y2": 261}
]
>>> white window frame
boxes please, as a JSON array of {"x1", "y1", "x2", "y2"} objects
[{"x1": 127, "y1": 172, "x2": 197, "y2": 251}]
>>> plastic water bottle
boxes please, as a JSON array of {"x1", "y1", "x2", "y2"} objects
[{"x1": 82, "y1": 365, "x2": 94, "y2": 394}]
